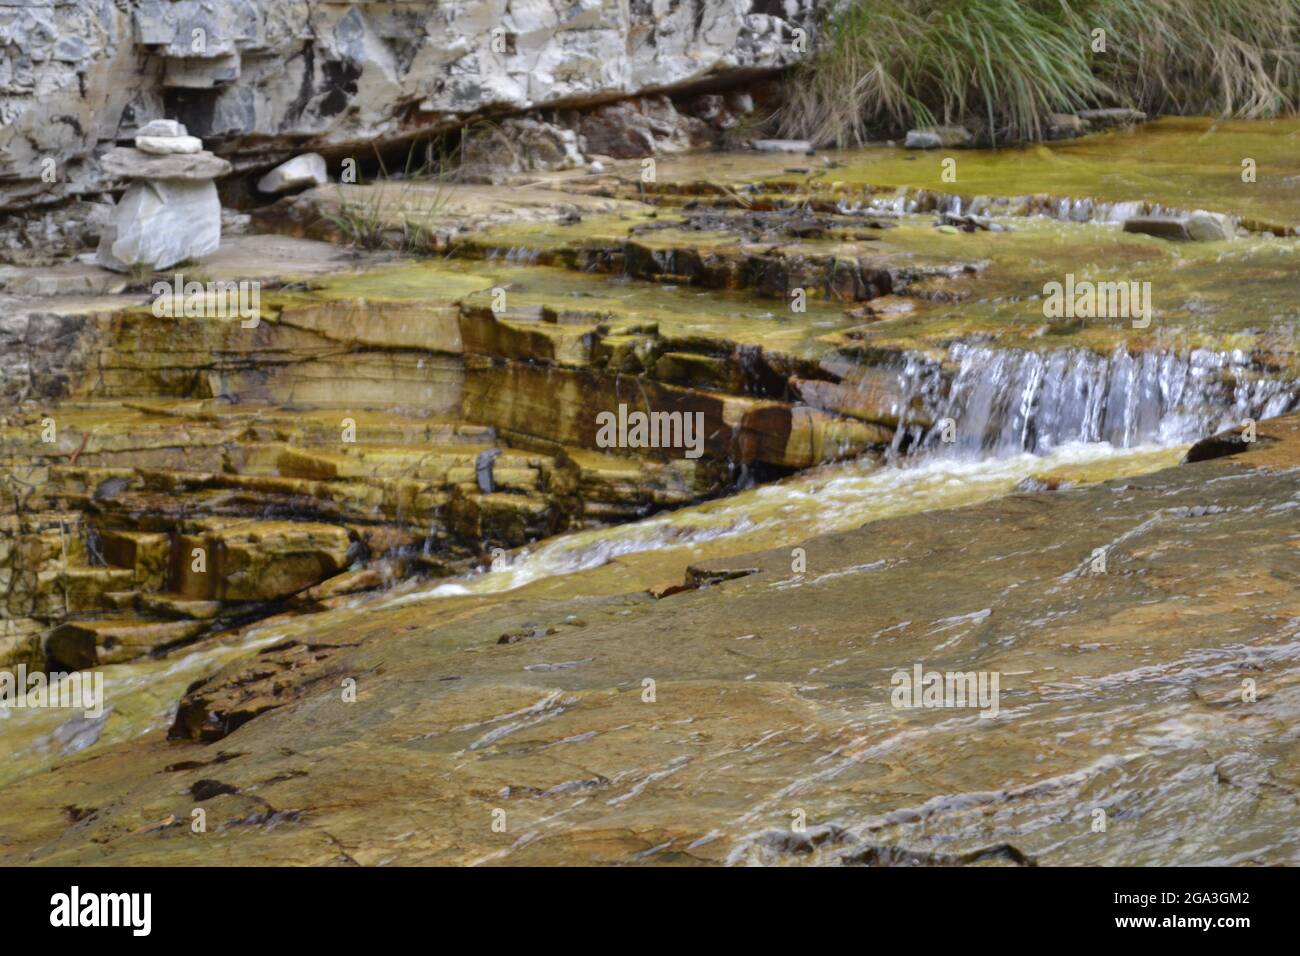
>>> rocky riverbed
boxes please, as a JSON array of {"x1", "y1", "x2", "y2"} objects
[{"x1": 1, "y1": 116, "x2": 1298, "y2": 865}]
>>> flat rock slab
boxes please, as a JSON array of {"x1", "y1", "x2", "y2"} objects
[
  {"x1": 43, "y1": 618, "x2": 205, "y2": 670},
  {"x1": 100, "y1": 146, "x2": 231, "y2": 182},
  {"x1": 135, "y1": 134, "x2": 203, "y2": 155},
  {"x1": 1123, "y1": 210, "x2": 1235, "y2": 242}
]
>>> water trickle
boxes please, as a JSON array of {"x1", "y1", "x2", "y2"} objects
[{"x1": 895, "y1": 343, "x2": 1297, "y2": 458}]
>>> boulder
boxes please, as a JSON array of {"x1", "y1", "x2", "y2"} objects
[
  {"x1": 135, "y1": 134, "x2": 204, "y2": 156},
  {"x1": 460, "y1": 120, "x2": 585, "y2": 180},
  {"x1": 96, "y1": 179, "x2": 222, "y2": 271},
  {"x1": 1187, "y1": 210, "x2": 1235, "y2": 241},
  {"x1": 257, "y1": 153, "x2": 329, "y2": 194},
  {"x1": 44, "y1": 618, "x2": 205, "y2": 670},
  {"x1": 575, "y1": 96, "x2": 696, "y2": 159}
]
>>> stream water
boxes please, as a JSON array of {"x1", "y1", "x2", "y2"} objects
[
  {"x1": 3, "y1": 117, "x2": 1299, "y2": 864},
  {"x1": 4, "y1": 333, "x2": 1293, "y2": 789}
]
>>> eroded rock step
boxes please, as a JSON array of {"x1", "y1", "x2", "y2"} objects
[
  {"x1": 7, "y1": 201, "x2": 1298, "y2": 680},
  {"x1": 0, "y1": 400, "x2": 731, "y2": 673}
]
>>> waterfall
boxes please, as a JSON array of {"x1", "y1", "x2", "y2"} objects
[{"x1": 894, "y1": 344, "x2": 1297, "y2": 458}]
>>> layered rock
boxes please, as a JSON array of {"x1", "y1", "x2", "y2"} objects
[
  {"x1": 0, "y1": 0, "x2": 815, "y2": 213},
  {"x1": 3, "y1": 411, "x2": 1299, "y2": 864}
]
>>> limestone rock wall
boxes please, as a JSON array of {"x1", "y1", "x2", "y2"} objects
[{"x1": 0, "y1": 0, "x2": 814, "y2": 211}]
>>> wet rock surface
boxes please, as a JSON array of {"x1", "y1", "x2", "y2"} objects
[
  {"x1": 1, "y1": 117, "x2": 1298, "y2": 866},
  {"x1": 1, "y1": 413, "x2": 1297, "y2": 865}
]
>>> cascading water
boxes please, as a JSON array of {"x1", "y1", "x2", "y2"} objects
[
  {"x1": 383, "y1": 342, "x2": 1294, "y2": 606},
  {"x1": 847, "y1": 188, "x2": 1206, "y2": 227},
  {"x1": 891, "y1": 343, "x2": 1297, "y2": 459}
]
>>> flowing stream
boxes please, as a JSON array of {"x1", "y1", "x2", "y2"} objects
[
  {"x1": 3, "y1": 337, "x2": 1293, "y2": 795},
  {"x1": 390, "y1": 342, "x2": 1294, "y2": 604}
]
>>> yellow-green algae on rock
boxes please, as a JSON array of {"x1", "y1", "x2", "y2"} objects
[
  {"x1": 3, "y1": 118, "x2": 1299, "y2": 867},
  {"x1": 649, "y1": 117, "x2": 1300, "y2": 231}
]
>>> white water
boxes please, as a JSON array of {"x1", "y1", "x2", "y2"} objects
[
  {"x1": 382, "y1": 340, "x2": 1294, "y2": 606},
  {"x1": 385, "y1": 439, "x2": 1183, "y2": 606},
  {"x1": 890, "y1": 343, "x2": 1296, "y2": 456}
]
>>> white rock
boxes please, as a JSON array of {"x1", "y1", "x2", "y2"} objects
[
  {"x1": 257, "y1": 153, "x2": 328, "y2": 194},
  {"x1": 1187, "y1": 210, "x2": 1235, "y2": 242},
  {"x1": 752, "y1": 139, "x2": 813, "y2": 153},
  {"x1": 135, "y1": 134, "x2": 204, "y2": 155},
  {"x1": 135, "y1": 119, "x2": 188, "y2": 139},
  {"x1": 96, "y1": 179, "x2": 221, "y2": 271}
]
